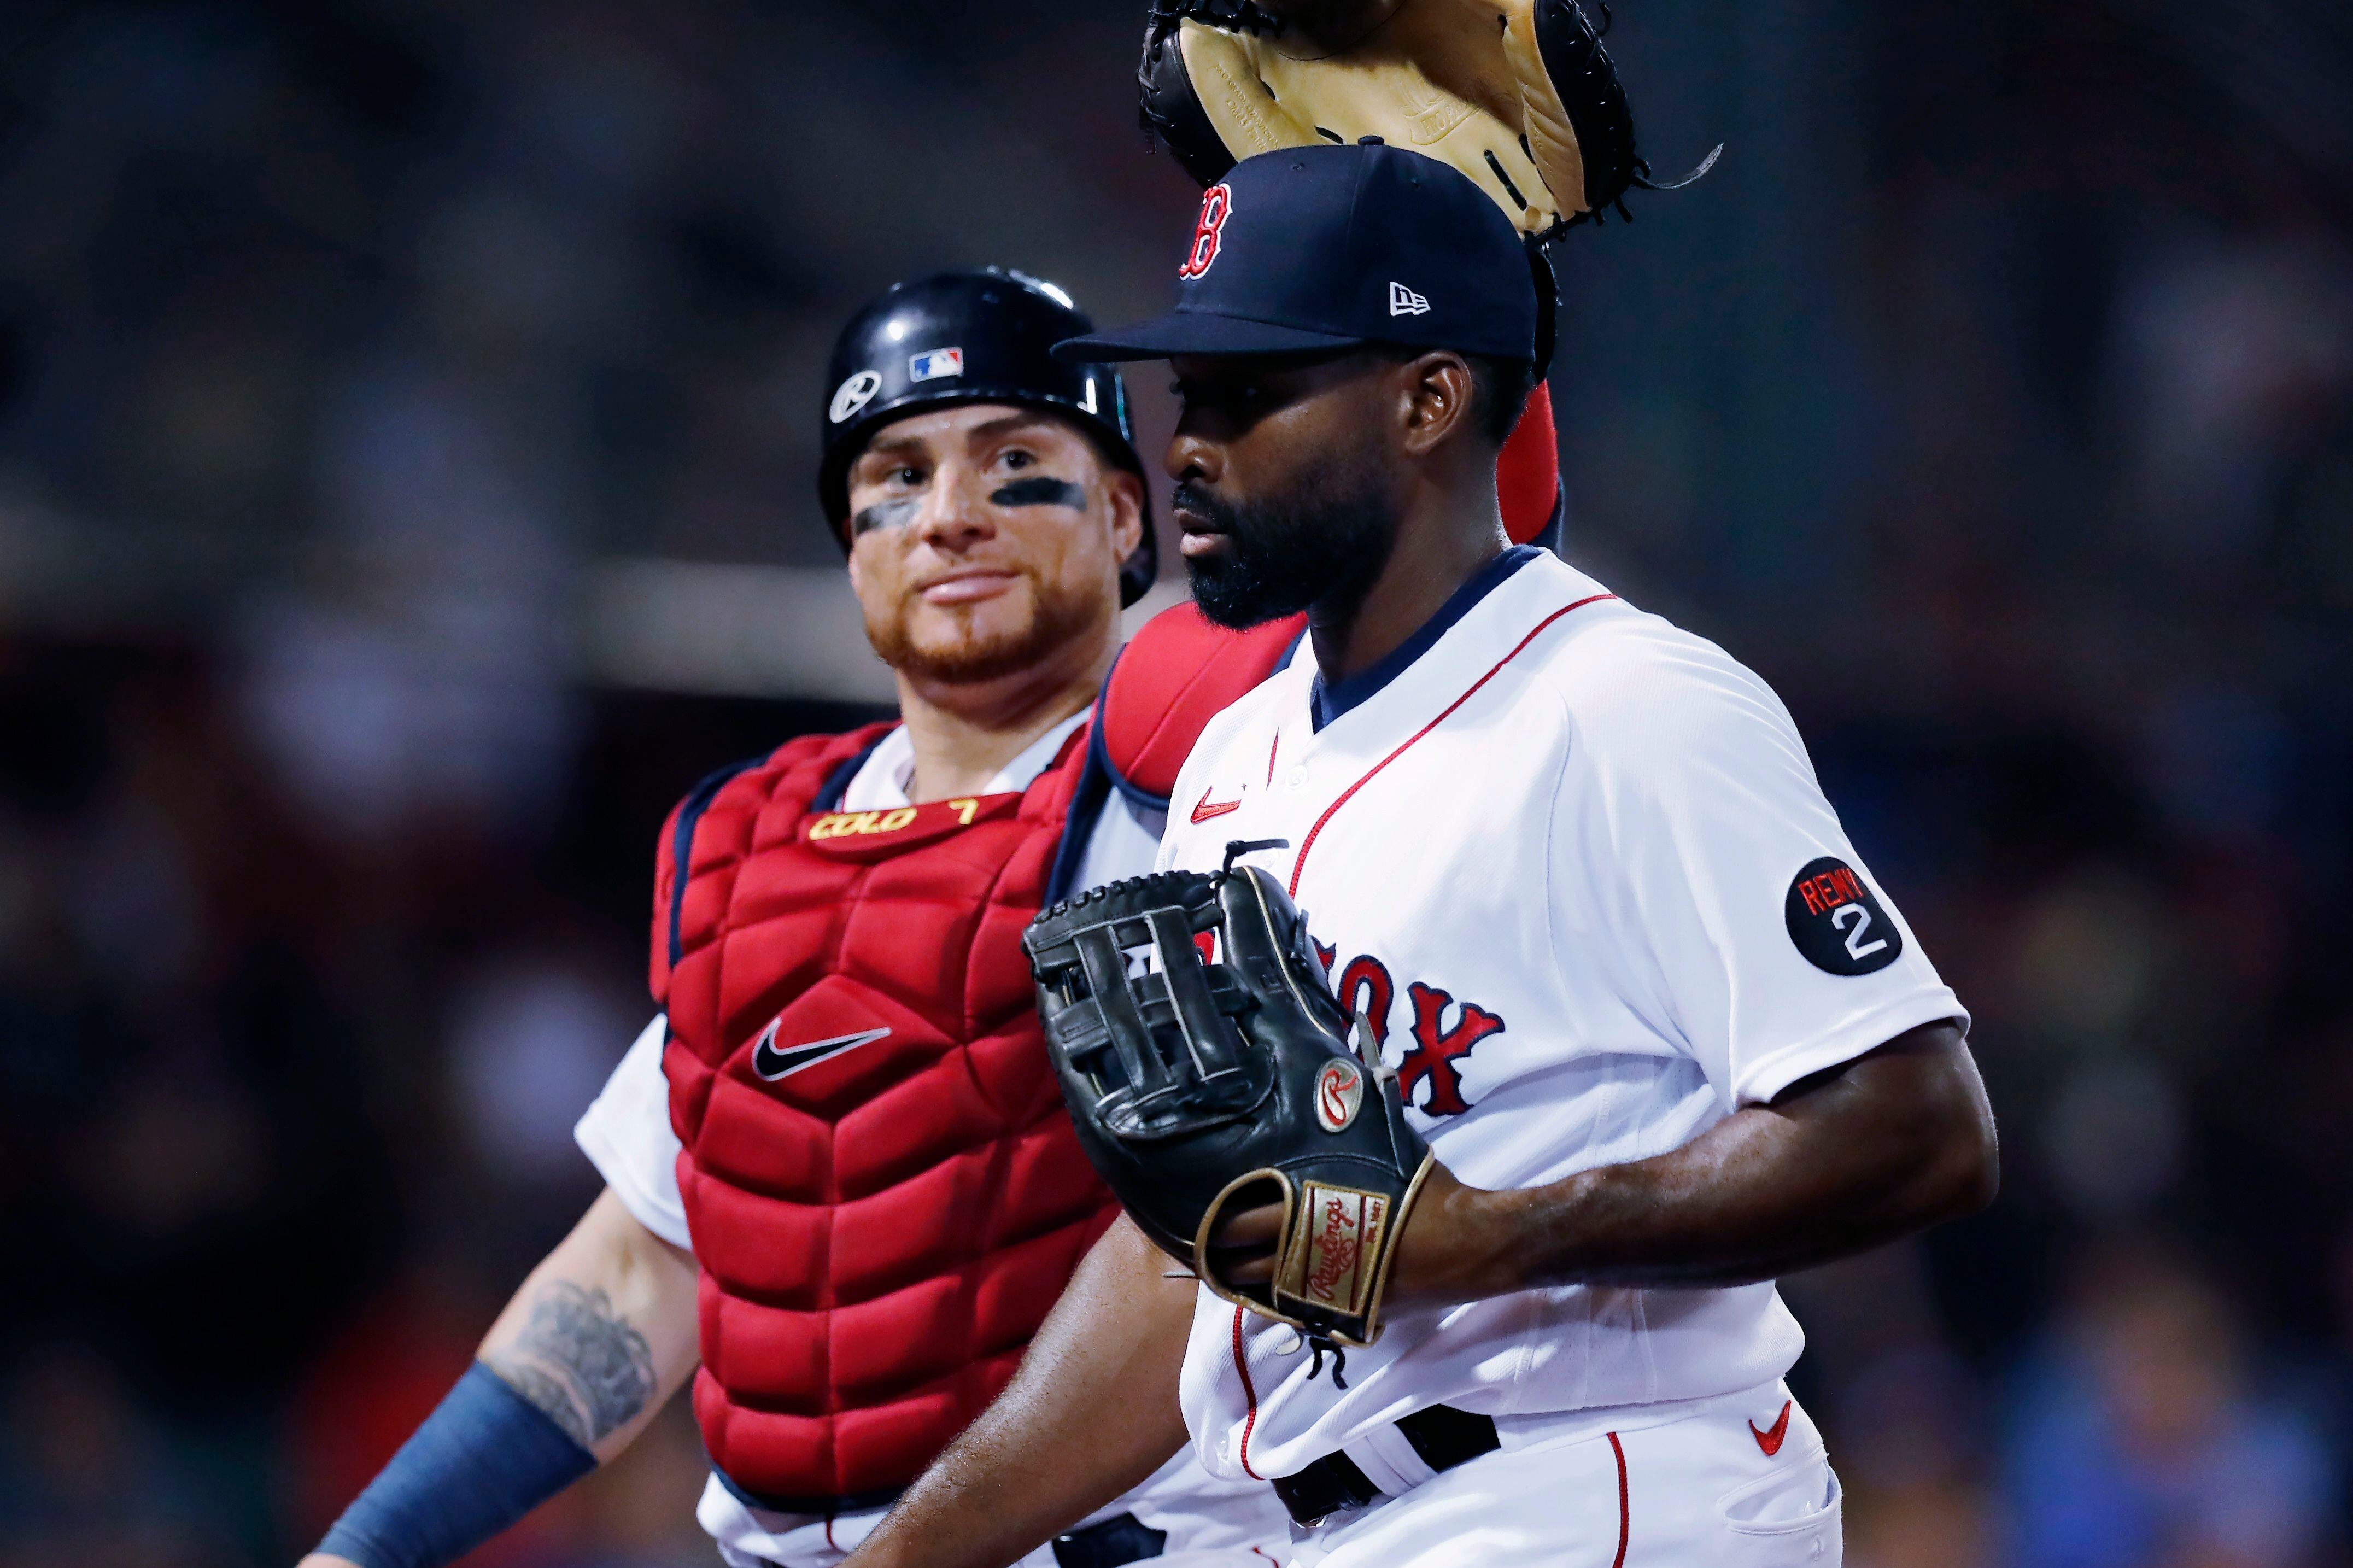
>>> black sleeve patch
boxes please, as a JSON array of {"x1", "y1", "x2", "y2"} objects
[{"x1": 1784, "y1": 856, "x2": 1903, "y2": 976}]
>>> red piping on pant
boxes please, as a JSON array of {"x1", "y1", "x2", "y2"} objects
[
  {"x1": 1287, "y1": 595, "x2": 1619, "y2": 896},
  {"x1": 1607, "y1": 1430, "x2": 1629, "y2": 1568},
  {"x1": 1230, "y1": 1304, "x2": 1264, "y2": 1479}
]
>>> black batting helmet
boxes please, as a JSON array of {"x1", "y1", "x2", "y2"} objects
[{"x1": 818, "y1": 267, "x2": 1158, "y2": 608}]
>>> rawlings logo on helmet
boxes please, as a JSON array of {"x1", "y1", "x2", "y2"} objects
[
  {"x1": 1178, "y1": 183, "x2": 1233, "y2": 280},
  {"x1": 829, "y1": 369, "x2": 882, "y2": 423}
]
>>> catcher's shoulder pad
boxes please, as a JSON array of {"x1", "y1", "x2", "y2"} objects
[
  {"x1": 1499, "y1": 381, "x2": 1560, "y2": 547},
  {"x1": 1097, "y1": 604, "x2": 1305, "y2": 806}
]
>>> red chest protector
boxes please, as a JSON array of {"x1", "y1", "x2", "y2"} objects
[
  {"x1": 646, "y1": 385, "x2": 1561, "y2": 1507},
  {"x1": 652, "y1": 721, "x2": 1098, "y2": 1506}
]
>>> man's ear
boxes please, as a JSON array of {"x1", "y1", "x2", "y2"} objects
[
  {"x1": 1398, "y1": 352, "x2": 1476, "y2": 457},
  {"x1": 1104, "y1": 467, "x2": 1146, "y2": 563}
]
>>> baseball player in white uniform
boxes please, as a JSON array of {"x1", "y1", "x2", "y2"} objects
[{"x1": 839, "y1": 145, "x2": 1998, "y2": 1568}]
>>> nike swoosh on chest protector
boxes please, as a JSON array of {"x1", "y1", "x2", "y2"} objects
[{"x1": 751, "y1": 1023, "x2": 893, "y2": 1080}]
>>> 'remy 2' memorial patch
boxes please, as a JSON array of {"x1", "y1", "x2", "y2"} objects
[{"x1": 1784, "y1": 856, "x2": 1903, "y2": 976}]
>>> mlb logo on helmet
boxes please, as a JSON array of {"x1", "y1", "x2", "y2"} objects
[{"x1": 908, "y1": 346, "x2": 964, "y2": 382}]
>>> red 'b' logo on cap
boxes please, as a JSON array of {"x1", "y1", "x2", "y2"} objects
[{"x1": 1178, "y1": 184, "x2": 1233, "y2": 280}]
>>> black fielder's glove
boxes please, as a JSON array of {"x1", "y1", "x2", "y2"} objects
[
  {"x1": 1025, "y1": 853, "x2": 1432, "y2": 1347},
  {"x1": 1139, "y1": 0, "x2": 1718, "y2": 237}
]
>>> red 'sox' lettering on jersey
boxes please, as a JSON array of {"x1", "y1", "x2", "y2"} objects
[
  {"x1": 1336, "y1": 955, "x2": 1395, "y2": 1048},
  {"x1": 1400, "y1": 982, "x2": 1505, "y2": 1117},
  {"x1": 1315, "y1": 951, "x2": 1502, "y2": 1119}
]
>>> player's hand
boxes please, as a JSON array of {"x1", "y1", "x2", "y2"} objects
[
  {"x1": 1205, "y1": 1159, "x2": 1504, "y2": 1309},
  {"x1": 295, "y1": 1555, "x2": 365, "y2": 1568}
]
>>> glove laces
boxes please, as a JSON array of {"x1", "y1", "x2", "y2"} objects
[{"x1": 1306, "y1": 1334, "x2": 1349, "y2": 1389}]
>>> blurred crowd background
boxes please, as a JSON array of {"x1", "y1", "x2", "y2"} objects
[{"x1": 1, "y1": 1, "x2": 2349, "y2": 1565}]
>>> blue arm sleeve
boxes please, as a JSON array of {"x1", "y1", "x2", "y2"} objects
[{"x1": 314, "y1": 1362, "x2": 596, "y2": 1568}]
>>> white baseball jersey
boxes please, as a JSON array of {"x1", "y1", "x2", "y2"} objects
[
  {"x1": 1158, "y1": 546, "x2": 1966, "y2": 1486},
  {"x1": 574, "y1": 711, "x2": 1284, "y2": 1566}
]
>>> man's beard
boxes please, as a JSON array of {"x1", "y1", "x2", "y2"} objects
[
  {"x1": 864, "y1": 566, "x2": 1108, "y2": 684},
  {"x1": 1175, "y1": 445, "x2": 1401, "y2": 630}
]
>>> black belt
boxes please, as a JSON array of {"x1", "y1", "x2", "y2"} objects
[
  {"x1": 1052, "y1": 1511, "x2": 1168, "y2": 1568},
  {"x1": 1270, "y1": 1405, "x2": 1501, "y2": 1527}
]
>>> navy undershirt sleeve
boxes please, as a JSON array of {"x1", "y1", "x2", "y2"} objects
[{"x1": 314, "y1": 1362, "x2": 596, "y2": 1568}]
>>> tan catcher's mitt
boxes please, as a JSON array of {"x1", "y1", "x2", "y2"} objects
[{"x1": 1140, "y1": 0, "x2": 1716, "y2": 238}]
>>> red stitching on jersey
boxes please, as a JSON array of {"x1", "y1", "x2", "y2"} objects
[
  {"x1": 1287, "y1": 595, "x2": 1619, "y2": 896},
  {"x1": 1609, "y1": 1431, "x2": 1628, "y2": 1563},
  {"x1": 1230, "y1": 1303, "x2": 1263, "y2": 1479},
  {"x1": 1608, "y1": 1430, "x2": 1629, "y2": 1568},
  {"x1": 1267, "y1": 728, "x2": 1280, "y2": 787}
]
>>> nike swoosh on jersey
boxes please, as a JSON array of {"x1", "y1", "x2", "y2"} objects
[
  {"x1": 751, "y1": 1024, "x2": 892, "y2": 1081},
  {"x1": 1191, "y1": 788, "x2": 1243, "y2": 823},
  {"x1": 1749, "y1": 1400, "x2": 1793, "y2": 1458}
]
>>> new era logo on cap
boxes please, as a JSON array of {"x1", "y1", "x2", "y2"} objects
[{"x1": 1389, "y1": 282, "x2": 1430, "y2": 317}]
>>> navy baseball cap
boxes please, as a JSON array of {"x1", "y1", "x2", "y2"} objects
[{"x1": 1055, "y1": 142, "x2": 1538, "y2": 364}]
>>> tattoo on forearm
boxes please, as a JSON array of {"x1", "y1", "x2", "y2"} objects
[{"x1": 482, "y1": 1282, "x2": 655, "y2": 1449}]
